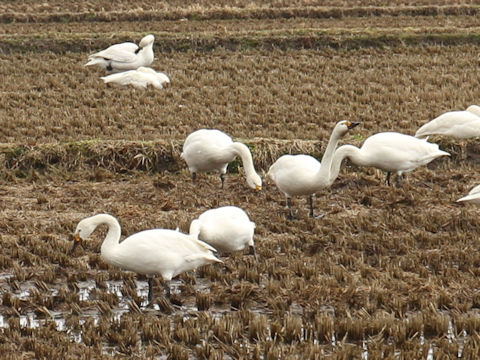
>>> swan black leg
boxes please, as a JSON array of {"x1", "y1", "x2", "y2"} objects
[
  {"x1": 163, "y1": 280, "x2": 171, "y2": 298},
  {"x1": 191, "y1": 172, "x2": 197, "y2": 183},
  {"x1": 147, "y1": 278, "x2": 154, "y2": 302},
  {"x1": 395, "y1": 173, "x2": 404, "y2": 187},
  {"x1": 249, "y1": 245, "x2": 258, "y2": 260},
  {"x1": 220, "y1": 173, "x2": 226, "y2": 189},
  {"x1": 309, "y1": 195, "x2": 325, "y2": 219},
  {"x1": 287, "y1": 197, "x2": 296, "y2": 220},
  {"x1": 385, "y1": 172, "x2": 392, "y2": 186}
]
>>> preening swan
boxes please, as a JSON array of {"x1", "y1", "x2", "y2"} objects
[
  {"x1": 72, "y1": 214, "x2": 221, "y2": 302},
  {"x1": 267, "y1": 120, "x2": 359, "y2": 219},
  {"x1": 415, "y1": 105, "x2": 480, "y2": 139},
  {"x1": 181, "y1": 129, "x2": 262, "y2": 190},
  {"x1": 85, "y1": 34, "x2": 155, "y2": 72},
  {"x1": 189, "y1": 206, "x2": 257, "y2": 259},
  {"x1": 457, "y1": 184, "x2": 480, "y2": 206},
  {"x1": 101, "y1": 67, "x2": 170, "y2": 89},
  {"x1": 334, "y1": 132, "x2": 450, "y2": 186}
]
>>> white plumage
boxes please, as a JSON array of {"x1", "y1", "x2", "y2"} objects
[
  {"x1": 457, "y1": 184, "x2": 480, "y2": 206},
  {"x1": 181, "y1": 129, "x2": 262, "y2": 190},
  {"x1": 334, "y1": 132, "x2": 450, "y2": 185},
  {"x1": 189, "y1": 206, "x2": 257, "y2": 257},
  {"x1": 85, "y1": 34, "x2": 155, "y2": 72},
  {"x1": 267, "y1": 120, "x2": 359, "y2": 219},
  {"x1": 72, "y1": 214, "x2": 221, "y2": 302},
  {"x1": 415, "y1": 105, "x2": 480, "y2": 139},
  {"x1": 101, "y1": 67, "x2": 170, "y2": 89}
]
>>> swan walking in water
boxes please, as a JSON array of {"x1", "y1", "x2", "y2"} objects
[
  {"x1": 189, "y1": 206, "x2": 257, "y2": 259},
  {"x1": 334, "y1": 132, "x2": 450, "y2": 186},
  {"x1": 85, "y1": 34, "x2": 155, "y2": 72},
  {"x1": 267, "y1": 120, "x2": 359, "y2": 219},
  {"x1": 101, "y1": 67, "x2": 170, "y2": 89},
  {"x1": 457, "y1": 184, "x2": 480, "y2": 206},
  {"x1": 415, "y1": 105, "x2": 480, "y2": 139},
  {"x1": 72, "y1": 214, "x2": 221, "y2": 302},
  {"x1": 181, "y1": 129, "x2": 262, "y2": 190}
]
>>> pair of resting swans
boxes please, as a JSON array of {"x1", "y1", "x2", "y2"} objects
[
  {"x1": 72, "y1": 206, "x2": 256, "y2": 303},
  {"x1": 267, "y1": 121, "x2": 449, "y2": 219},
  {"x1": 85, "y1": 34, "x2": 155, "y2": 72}
]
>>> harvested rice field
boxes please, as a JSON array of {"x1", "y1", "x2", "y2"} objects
[{"x1": 1, "y1": 1, "x2": 480, "y2": 358}]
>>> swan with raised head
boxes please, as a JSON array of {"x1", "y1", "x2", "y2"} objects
[
  {"x1": 189, "y1": 206, "x2": 257, "y2": 259},
  {"x1": 85, "y1": 34, "x2": 155, "y2": 72},
  {"x1": 181, "y1": 129, "x2": 262, "y2": 190},
  {"x1": 101, "y1": 67, "x2": 170, "y2": 89},
  {"x1": 72, "y1": 214, "x2": 221, "y2": 302},
  {"x1": 334, "y1": 132, "x2": 450, "y2": 186},
  {"x1": 415, "y1": 105, "x2": 480, "y2": 139},
  {"x1": 267, "y1": 120, "x2": 359, "y2": 219},
  {"x1": 457, "y1": 184, "x2": 480, "y2": 206}
]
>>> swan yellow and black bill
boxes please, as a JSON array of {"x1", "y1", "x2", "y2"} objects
[
  {"x1": 346, "y1": 121, "x2": 360, "y2": 129},
  {"x1": 71, "y1": 233, "x2": 83, "y2": 254},
  {"x1": 256, "y1": 185, "x2": 262, "y2": 191}
]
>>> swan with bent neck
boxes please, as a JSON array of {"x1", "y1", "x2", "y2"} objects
[
  {"x1": 85, "y1": 34, "x2": 155, "y2": 72},
  {"x1": 333, "y1": 132, "x2": 450, "y2": 186},
  {"x1": 181, "y1": 129, "x2": 262, "y2": 190},
  {"x1": 267, "y1": 120, "x2": 359, "y2": 219},
  {"x1": 72, "y1": 214, "x2": 221, "y2": 302},
  {"x1": 189, "y1": 206, "x2": 257, "y2": 259}
]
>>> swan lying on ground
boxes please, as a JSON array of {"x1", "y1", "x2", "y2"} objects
[
  {"x1": 181, "y1": 129, "x2": 262, "y2": 190},
  {"x1": 85, "y1": 34, "x2": 155, "y2": 72},
  {"x1": 415, "y1": 105, "x2": 480, "y2": 139},
  {"x1": 101, "y1": 67, "x2": 170, "y2": 89},
  {"x1": 267, "y1": 120, "x2": 359, "y2": 219},
  {"x1": 189, "y1": 206, "x2": 257, "y2": 259},
  {"x1": 72, "y1": 214, "x2": 221, "y2": 302},
  {"x1": 457, "y1": 184, "x2": 480, "y2": 206},
  {"x1": 335, "y1": 132, "x2": 450, "y2": 186}
]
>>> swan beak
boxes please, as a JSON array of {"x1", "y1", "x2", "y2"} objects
[
  {"x1": 256, "y1": 185, "x2": 262, "y2": 191},
  {"x1": 347, "y1": 122, "x2": 360, "y2": 129},
  {"x1": 71, "y1": 233, "x2": 83, "y2": 254}
]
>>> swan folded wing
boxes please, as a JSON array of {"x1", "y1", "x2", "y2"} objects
[
  {"x1": 91, "y1": 44, "x2": 139, "y2": 63},
  {"x1": 416, "y1": 112, "x2": 480, "y2": 138}
]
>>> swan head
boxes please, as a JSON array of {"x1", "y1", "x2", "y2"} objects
[
  {"x1": 247, "y1": 172, "x2": 262, "y2": 191},
  {"x1": 333, "y1": 120, "x2": 360, "y2": 137},
  {"x1": 71, "y1": 217, "x2": 98, "y2": 253},
  {"x1": 139, "y1": 34, "x2": 155, "y2": 48}
]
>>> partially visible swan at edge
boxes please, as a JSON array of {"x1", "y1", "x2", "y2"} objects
[
  {"x1": 101, "y1": 67, "x2": 170, "y2": 89},
  {"x1": 457, "y1": 184, "x2": 480, "y2": 206},
  {"x1": 415, "y1": 105, "x2": 480, "y2": 139},
  {"x1": 72, "y1": 214, "x2": 221, "y2": 302},
  {"x1": 189, "y1": 206, "x2": 257, "y2": 259},
  {"x1": 267, "y1": 120, "x2": 359, "y2": 219},
  {"x1": 85, "y1": 34, "x2": 155, "y2": 72},
  {"x1": 181, "y1": 129, "x2": 262, "y2": 190},
  {"x1": 334, "y1": 132, "x2": 450, "y2": 186}
]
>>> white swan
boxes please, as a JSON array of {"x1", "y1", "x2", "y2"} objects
[
  {"x1": 101, "y1": 67, "x2": 170, "y2": 89},
  {"x1": 457, "y1": 184, "x2": 480, "y2": 206},
  {"x1": 415, "y1": 105, "x2": 480, "y2": 139},
  {"x1": 334, "y1": 132, "x2": 450, "y2": 186},
  {"x1": 85, "y1": 34, "x2": 155, "y2": 72},
  {"x1": 72, "y1": 214, "x2": 221, "y2": 302},
  {"x1": 181, "y1": 129, "x2": 262, "y2": 190},
  {"x1": 189, "y1": 206, "x2": 257, "y2": 258},
  {"x1": 267, "y1": 120, "x2": 359, "y2": 219}
]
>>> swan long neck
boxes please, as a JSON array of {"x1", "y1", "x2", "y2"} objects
[
  {"x1": 328, "y1": 145, "x2": 363, "y2": 185},
  {"x1": 230, "y1": 142, "x2": 259, "y2": 178},
  {"x1": 317, "y1": 127, "x2": 345, "y2": 179},
  {"x1": 91, "y1": 214, "x2": 122, "y2": 258}
]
